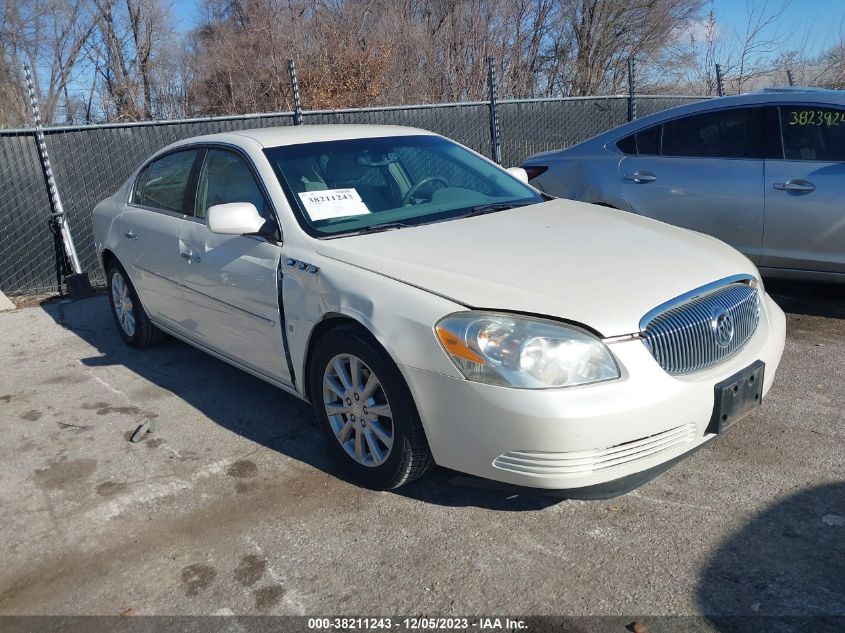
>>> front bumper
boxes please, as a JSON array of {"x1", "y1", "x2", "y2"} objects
[{"x1": 401, "y1": 294, "x2": 786, "y2": 495}]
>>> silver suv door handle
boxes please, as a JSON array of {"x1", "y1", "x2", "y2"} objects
[
  {"x1": 773, "y1": 179, "x2": 815, "y2": 193},
  {"x1": 124, "y1": 230, "x2": 139, "y2": 240},
  {"x1": 180, "y1": 251, "x2": 201, "y2": 264},
  {"x1": 624, "y1": 171, "x2": 657, "y2": 184}
]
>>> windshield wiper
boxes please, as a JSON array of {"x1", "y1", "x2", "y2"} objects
[
  {"x1": 339, "y1": 203, "x2": 527, "y2": 237},
  {"x1": 350, "y1": 221, "x2": 414, "y2": 235},
  {"x1": 458, "y1": 202, "x2": 528, "y2": 218}
]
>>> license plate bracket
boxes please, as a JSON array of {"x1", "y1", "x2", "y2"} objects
[{"x1": 707, "y1": 360, "x2": 765, "y2": 435}]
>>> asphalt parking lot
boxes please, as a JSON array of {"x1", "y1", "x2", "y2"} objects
[{"x1": 0, "y1": 282, "x2": 842, "y2": 625}]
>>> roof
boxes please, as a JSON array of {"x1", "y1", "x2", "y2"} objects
[
  {"x1": 531, "y1": 88, "x2": 845, "y2": 157},
  {"x1": 755, "y1": 86, "x2": 840, "y2": 94},
  {"x1": 182, "y1": 124, "x2": 435, "y2": 150}
]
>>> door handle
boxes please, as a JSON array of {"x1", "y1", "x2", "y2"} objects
[
  {"x1": 773, "y1": 179, "x2": 815, "y2": 193},
  {"x1": 624, "y1": 171, "x2": 657, "y2": 184},
  {"x1": 124, "y1": 230, "x2": 139, "y2": 240},
  {"x1": 180, "y1": 251, "x2": 201, "y2": 264}
]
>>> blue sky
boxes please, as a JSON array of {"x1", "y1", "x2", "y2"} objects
[
  {"x1": 712, "y1": 0, "x2": 844, "y2": 57},
  {"x1": 170, "y1": 0, "x2": 843, "y2": 57},
  {"x1": 172, "y1": 0, "x2": 200, "y2": 31}
]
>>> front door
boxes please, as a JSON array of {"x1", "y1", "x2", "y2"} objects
[
  {"x1": 619, "y1": 107, "x2": 765, "y2": 263},
  {"x1": 121, "y1": 148, "x2": 203, "y2": 329},
  {"x1": 762, "y1": 104, "x2": 845, "y2": 273},
  {"x1": 177, "y1": 148, "x2": 290, "y2": 384}
]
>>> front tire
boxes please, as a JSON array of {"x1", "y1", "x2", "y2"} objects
[
  {"x1": 308, "y1": 325, "x2": 434, "y2": 489},
  {"x1": 107, "y1": 263, "x2": 167, "y2": 349}
]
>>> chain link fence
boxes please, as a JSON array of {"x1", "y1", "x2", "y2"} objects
[{"x1": 0, "y1": 94, "x2": 702, "y2": 296}]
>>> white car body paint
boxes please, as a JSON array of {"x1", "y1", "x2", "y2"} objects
[{"x1": 93, "y1": 124, "x2": 787, "y2": 494}]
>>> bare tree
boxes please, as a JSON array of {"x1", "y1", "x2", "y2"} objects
[
  {"x1": 542, "y1": 0, "x2": 705, "y2": 96},
  {"x1": 655, "y1": 0, "x2": 802, "y2": 95},
  {"x1": 729, "y1": 0, "x2": 790, "y2": 92},
  {"x1": 92, "y1": 0, "x2": 174, "y2": 120},
  {"x1": 1, "y1": 0, "x2": 98, "y2": 124},
  {"x1": 3, "y1": 0, "x2": 840, "y2": 124},
  {"x1": 0, "y1": 50, "x2": 27, "y2": 127}
]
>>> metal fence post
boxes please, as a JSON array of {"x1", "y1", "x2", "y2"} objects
[
  {"x1": 487, "y1": 56, "x2": 502, "y2": 164},
  {"x1": 288, "y1": 58, "x2": 303, "y2": 125},
  {"x1": 23, "y1": 64, "x2": 92, "y2": 297},
  {"x1": 627, "y1": 57, "x2": 637, "y2": 122},
  {"x1": 715, "y1": 64, "x2": 725, "y2": 97}
]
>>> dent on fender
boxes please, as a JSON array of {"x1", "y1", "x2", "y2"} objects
[{"x1": 285, "y1": 258, "x2": 463, "y2": 387}]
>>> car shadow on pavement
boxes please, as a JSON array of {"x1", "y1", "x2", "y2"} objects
[
  {"x1": 697, "y1": 481, "x2": 845, "y2": 632},
  {"x1": 765, "y1": 279, "x2": 845, "y2": 320},
  {"x1": 43, "y1": 296, "x2": 559, "y2": 512}
]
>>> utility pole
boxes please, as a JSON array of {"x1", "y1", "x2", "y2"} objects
[
  {"x1": 487, "y1": 56, "x2": 502, "y2": 164},
  {"x1": 23, "y1": 64, "x2": 92, "y2": 298},
  {"x1": 288, "y1": 58, "x2": 303, "y2": 125}
]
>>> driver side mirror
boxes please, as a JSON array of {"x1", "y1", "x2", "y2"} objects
[
  {"x1": 505, "y1": 167, "x2": 529, "y2": 184},
  {"x1": 207, "y1": 202, "x2": 266, "y2": 236}
]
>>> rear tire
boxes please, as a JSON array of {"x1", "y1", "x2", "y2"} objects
[
  {"x1": 308, "y1": 325, "x2": 434, "y2": 489},
  {"x1": 107, "y1": 263, "x2": 167, "y2": 349}
]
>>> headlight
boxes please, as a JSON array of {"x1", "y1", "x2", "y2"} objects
[{"x1": 435, "y1": 312, "x2": 620, "y2": 389}]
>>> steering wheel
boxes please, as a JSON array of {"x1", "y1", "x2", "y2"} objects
[{"x1": 401, "y1": 176, "x2": 450, "y2": 206}]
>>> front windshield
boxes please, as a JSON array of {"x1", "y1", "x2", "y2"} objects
[{"x1": 263, "y1": 134, "x2": 544, "y2": 237}]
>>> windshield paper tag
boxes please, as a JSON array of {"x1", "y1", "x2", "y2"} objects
[{"x1": 298, "y1": 188, "x2": 371, "y2": 221}]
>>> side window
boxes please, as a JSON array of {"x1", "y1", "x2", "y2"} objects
[
  {"x1": 780, "y1": 106, "x2": 845, "y2": 161},
  {"x1": 131, "y1": 166, "x2": 148, "y2": 203},
  {"x1": 662, "y1": 108, "x2": 757, "y2": 159},
  {"x1": 617, "y1": 134, "x2": 636, "y2": 154},
  {"x1": 195, "y1": 149, "x2": 273, "y2": 221},
  {"x1": 617, "y1": 126, "x2": 660, "y2": 155},
  {"x1": 137, "y1": 149, "x2": 201, "y2": 213}
]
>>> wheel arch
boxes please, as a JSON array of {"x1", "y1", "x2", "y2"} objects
[
  {"x1": 101, "y1": 248, "x2": 118, "y2": 274},
  {"x1": 301, "y1": 313, "x2": 387, "y2": 404}
]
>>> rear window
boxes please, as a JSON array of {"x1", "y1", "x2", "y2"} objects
[
  {"x1": 661, "y1": 108, "x2": 756, "y2": 158},
  {"x1": 617, "y1": 126, "x2": 660, "y2": 155},
  {"x1": 617, "y1": 134, "x2": 636, "y2": 154}
]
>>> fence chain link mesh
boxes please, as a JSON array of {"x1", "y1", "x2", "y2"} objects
[{"x1": 0, "y1": 96, "x2": 702, "y2": 296}]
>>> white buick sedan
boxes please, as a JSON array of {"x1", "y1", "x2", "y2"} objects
[{"x1": 93, "y1": 125, "x2": 786, "y2": 498}]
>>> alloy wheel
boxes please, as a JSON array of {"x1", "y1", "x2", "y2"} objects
[
  {"x1": 322, "y1": 353, "x2": 394, "y2": 467},
  {"x1": 111, "y1": 271, "x2": 136, "y2": 337}
]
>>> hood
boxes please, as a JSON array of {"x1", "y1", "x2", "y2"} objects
[{"x1": 316, "y1": 199, "x2": 758, "y2": 337}]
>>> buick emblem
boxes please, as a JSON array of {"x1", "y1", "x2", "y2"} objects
[{"x1": 711, "y1": 308, "x2": 735, "y2": 349}]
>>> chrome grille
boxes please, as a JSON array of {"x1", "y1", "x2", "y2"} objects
[{"x1": 641, "y1": 279, "x2": 760, "y2": 374}]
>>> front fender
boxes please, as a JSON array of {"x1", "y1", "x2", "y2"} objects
[{"x1": 282, "y1": 251, "x2": 466, "y2": 398}]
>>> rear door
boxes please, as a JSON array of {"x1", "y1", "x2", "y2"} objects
[
  {"x1": 177, "y1": 147, "x2": 291, "y2": 384},
  {"x1": 618, "y1": 107, "x2": 765, "y2": 263},
  {"x1": 762, "y1": 104, "x2": 845, "y2": 273},
  {"x1": 121, "y1": 148, "x2": 202, "y2": 329}
]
